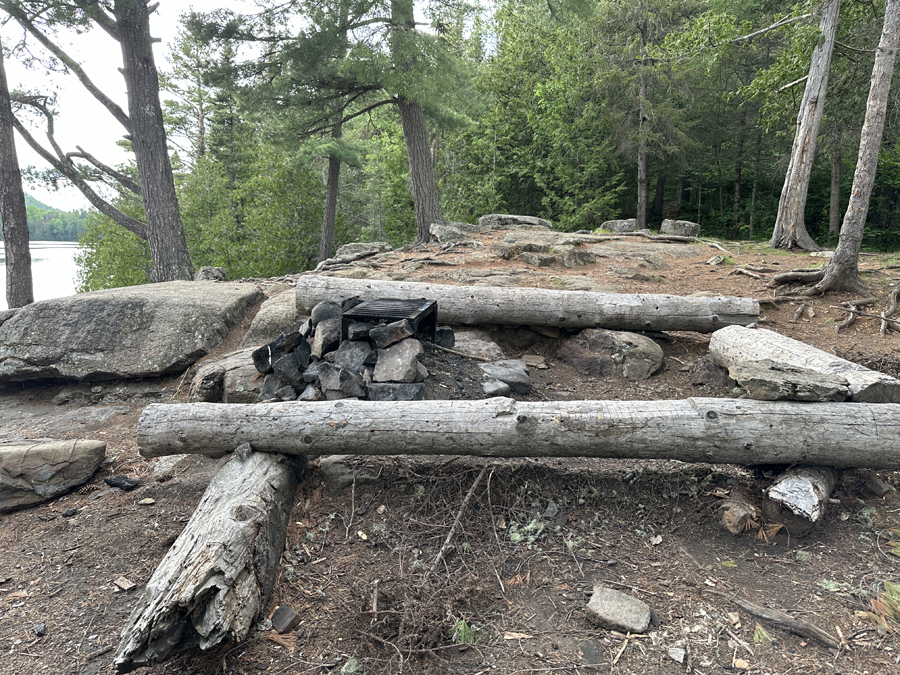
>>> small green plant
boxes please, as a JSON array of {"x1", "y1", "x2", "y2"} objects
[
  {"x1": 753, "y1": 623, "x2": 774, "y2": 644},
  {"x1": 450, "y1": 619, "x2": 477, "y2": 644}
]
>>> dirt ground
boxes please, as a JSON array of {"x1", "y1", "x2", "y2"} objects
[{"x1": 2, "y1": 231, "x2": 900, "y2": 675}]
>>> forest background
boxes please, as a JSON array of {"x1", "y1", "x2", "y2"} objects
[{"x1": 2, "y1": 0, "x2": 899, "y2": 293}]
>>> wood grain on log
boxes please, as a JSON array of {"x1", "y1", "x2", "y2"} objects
[
  {"x1": 137, "y1": 397, "x2": 900, "y2": 469},
  {"x1": 113, "y1": 450, "x2": 305, "y2": 673},
  {"x1": 294, "y1": 276, "x2": 759, "y2": 333},
  {"x1": 709, "y1": 325, "x2": 900, "y2": 403}
]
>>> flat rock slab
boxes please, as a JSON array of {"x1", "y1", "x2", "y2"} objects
[
  {"x1": 729, "y1": 360, "x2": 850, "y2": 401},
  {"x1": 586, "y1": 586, "x2": 651, "y2": 633},
  {"x1": 241, "y1": 291, "x2": 301, "y2": 348},
  {"x1": 0, "y1": 281, "x2": 263, "y2": 383},
  {"x1": 479, "y1": 360, "x2": 532, "y2": 394},
  {"x1": 1, "y1": 439, "x2": 106, "y2": 512}
]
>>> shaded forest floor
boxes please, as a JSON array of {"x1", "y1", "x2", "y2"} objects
[{"x1": 2, "y1": 233, "x2": 900, "y2": 675}]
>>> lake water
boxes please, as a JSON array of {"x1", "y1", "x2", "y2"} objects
[{"x1": 0, "y1": 241, "x2": 80, "y2": 311}]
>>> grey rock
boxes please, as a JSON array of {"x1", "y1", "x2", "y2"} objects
[
  {"x1": 557, "y1": 329, "x2": 663, "y2": 381},
  {"x1": 585, "y1": 586, "x2": 651, "y2": 633},
  {"x1": 319, "y1": 456, "x2": 379, "y2": 492},
  {"x1": 317, "y1": 363, "x2": 365, "y2": 399},
  {"x1": 479, "y1": 214, "x2": 553, "y2": 230},
  {"x1": 373, "y1": 338, "x2": 424, "y2": 383},
  {"x1": 555, "y1": 245, "x2": 597, "y2": 268},
  {"x1": 252, "y1": 329, "x2": 309, "y2": 375},
  {"x1": 223, "y1": 364, "x2": 264, "y2": 403},
  {"x1": 298, "y1": 384, "x2": 318, "y2": 401},
  {"x1": 0, "y1": 281, "x2": 263, "y2": 383},
  {"x1": 479, "y1": 359, "x2": 532, "y2": 394},
  {"x1": 728, "y1": 359, "x2": 850, "y2": 401},
  {"x1": 690, "y1": 356, "x2": 736, "y2": 390},
  {"x1": 302, "y1": 363, "x2": 319, "y2": 383},
  {"x1": 454, "y1": 332, "x2": 506, "y2": 361},
  {"x1": 550, "y1": 275, "x2": 618, "y2": 293},
  {"x1": 347, "y1": 322, "x2": 374, "y2": 341},
  {"x1": 311, "y1": 317, "x2": 342, "y2": 358},
  {"x1": 241, "y1": 291, "x2": 301, "y2": 348},
  {"x1": 271, "y1": 605, "x2": 302, "y2": 634},
  {"x1": 310, "y1": 301, "x2": 342, "y2": 328},
  {"x1": 193, "y1": 266, "x2": 228, "y2": 282},
  {"x1": 415, "y1": 362, "x2": 429, "y2": 383},
  {"x1": 366, "y1": 383, "x2": 426, "y2": 401},
  {"x1": 0, "y1": 309, "x2": 18, "y2": 328},
  {"x1": 369, "y1": 319, "x2": 415, "y2": 349},
  {"x1": 491, "y1": 242, "x2": 519, "y2": 260},
  {"x1": 272, "y1": 352, "x2": 306, "y2": 390},
  {"x1": 430, "y1": 223, "x2": 471, "y2": 243},
  {"x1": 482, "y1": 378, "x2": 511, "y2": 397},
  {"x1": 259, "y1": 373, "x2": 286, "y2": 402},
  {"x1": 275, "y1": 386, "x2": 297, "y2": 401},
  {"x1": 434, "y1": 326, "x2": 455, "y2": 348},
  {"x1": 1, "y1": 439, "x2": 106, "y2": 512},
  {"x1": 660, "y1": 219, "x2": 701, "y2": 237},
  {"x1": 334, "y1": 341, "x2": 376, "y2": 375},
  {"x1": 521, "y1": 252, "x2": 557, "y2": 267},
  {"x1": 189, "y1": 348, "x2": 255, "y2": 403},
  {"x1": 598, "y1": 218, "x2": 639, "y2": 233},
  {"x1": 334, "y1": 242, "x2": 392, "y2": 258}
]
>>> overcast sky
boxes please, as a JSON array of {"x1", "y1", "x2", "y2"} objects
[{"x1": 4, "y1": 1, "x2": 253, "y2": 211}]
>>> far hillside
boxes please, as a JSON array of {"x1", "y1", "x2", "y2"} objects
[{"x1": 0, "y1": 194, "x2": 90, "y2": 242}]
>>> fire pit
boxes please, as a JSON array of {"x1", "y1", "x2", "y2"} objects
[{"x1": 341, "y1": 298, "x2": 438, "y2": 342}]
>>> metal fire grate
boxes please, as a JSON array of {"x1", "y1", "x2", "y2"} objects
[{"x1": 341, "y1": 298, "x2": 438, "y2": 342}]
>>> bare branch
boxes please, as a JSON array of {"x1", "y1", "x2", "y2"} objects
[
  {"x1": 69, "y1": 145, "x2": 142, "y2": 196},
  {"x1": 777, "y1": 74, "x2": 808, "y2": 93},
  {"x1": 730, "y1": 13, "x2": 811, "y2": 44}
]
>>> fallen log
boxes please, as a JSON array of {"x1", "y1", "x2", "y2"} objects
[
  {"x1": 294, "y1": 276, "x2": 759, "y2": 333},
  {"x1": 137, "y1": 397, "x2": 900, "y2": 469},
  {"x1": 762, "y1": 466, "x2": 839, "y2": 537},
  {"x1": 114, "y1": 449, "x2": 306, "y2": 673},
  {"x1": 718, "y1": 489, "x2": 761, "y2": 535},
  {"x1": 709, "y1": 325, "x2": 900, "y2": 403}
]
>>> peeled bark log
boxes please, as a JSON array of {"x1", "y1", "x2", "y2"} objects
[
  {"x1": 762, "y1": 466, "x2": 839, "y2": 537},
  {"x1": 294, "y1": 276, "x2": 759, "y2": 332},
  {"x1": 709, "y1": 325, "x2": 900, "y2": 403},
  {"x1": 113, "y1": 450, "x2": 305, "y2": 673},
  {"x1": 137, "y1": 397, "x2": 900, "y2": 469}
]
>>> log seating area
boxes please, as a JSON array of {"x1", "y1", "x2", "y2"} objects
[{"x1": 113, "y1": 278, "x2": 900, "y2": 672}]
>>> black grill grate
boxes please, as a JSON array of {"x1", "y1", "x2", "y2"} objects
[{"x1": 341, "y1": 298, "x2": 438, "y2": 342}]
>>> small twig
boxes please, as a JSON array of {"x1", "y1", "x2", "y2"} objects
[
  {"x1": 431, "y1": 343, "x2": 494, "y2": 362},
  {"x1": 612, "y1": 636, "x2": 629, "y2": 665},
  {"x1": 790, "y1": 303, "x2": 808, "y2": 323},
  {"x1": 731, "y1": 267, "x2": 763, "y2": 280},
  {"x1": 706, "y1": 241, "x2": 735, "y2": 257},
  {"x1": 426, "y1": 466, "x2": 488, "y2": 579}
]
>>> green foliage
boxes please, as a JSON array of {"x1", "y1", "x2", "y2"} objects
[
  {"x1": 0, "y1": 194, "x2": 90, "y2": 242},
  {"x1": 75, "y1": 211, "x2": 151, "y2": 292}
]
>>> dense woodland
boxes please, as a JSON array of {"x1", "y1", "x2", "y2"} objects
[
  {"x1": 1, "y1": 1, "x2": 899, "y2": 295},
  {"x1": 0, "y1": 194, "x2": 88, "y2": 242}
]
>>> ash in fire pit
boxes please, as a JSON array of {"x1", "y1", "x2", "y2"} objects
[{"x1": 251, "y1": 297, "x2": 453, "y2": 403}]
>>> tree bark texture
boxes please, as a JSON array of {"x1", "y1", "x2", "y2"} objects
[
  {"x1": 749, "y1": 130, "x2": 762, "y2": 238},
  {"x1": 0, "y1": 43, "x2": 33, "y2": 309},
  {"x1": 636, "y1": 66, "x2": 649, "y2": 230},
  {"x1": 136, "y1": 397, "x2": 900, "y2": 469},
  {"x1": 398, "y1": 96, "x2": 442, "y2": 243},
  {"x1": 829, "y1": 124, "x2": 842, "y2": 234},
  {"x1": 709, "y1": 325, "x2": 900, "y2": 403},
  {"x1": 762, "y1": 465, "x2": 838, "y2": 536},
  {"x1": 732, "y1": 107, "x2": 746, "y2": 238},
  {"x1": 318, "y1": 111, "x2": 342, "y2": 264},
  {"x1": 816, "y1": 0, "x2": 900, "y2": 293},
  {"x1": 768, "y1": 0, "x2": 840, "y2": 251},
  {"x1": 294, "y1": 276, "x2": 760, "y2": 332},
  {"x1": 113, "y1": 450, "x2": 305, "y2": 673},
  {"x1": 114, "y1": 0, "x2": 193, "y2": 282}
]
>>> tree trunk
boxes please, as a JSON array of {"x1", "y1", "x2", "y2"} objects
[
  {"x1": 829, "y1": 124, "x2": 842, "y2": 234},
  {"x1": 709, "y1": 324, "x2": 900, "y2": 403},
  {"x1": 651, "y1": 174, "x2": 666, "y2": 220},
  {"x1": 732, "y1": 107, "x2": 746, "y2": 238},
  {"x1": 137, "y1": 398, "x2": 900, "y2": 470},
  {"x1": 0, "y1": 43, "x2": 33, "y2": 309},
  {"x1": 318, "y1": 110, "x2": 342, "y2": 264},
  {"x1": 636, "y1": 68, "x2": 649, "y2": 230},
  {"x1": 114, "y1": 450, "x2": 306, "y2": 672},
  {"x1": 749, "y1": 129, "x2": 762, "y2": 238},
  {"x1": 114, "y1": 0, "x2": 193, "y2": 282},
  {"x1": 294, "y1": 275, "x2": 760, "y2": 332},
  {"x1": 696, "y1": 172, "x2": 702, "y2": 223},
  {"x1": 814, "y1": 0, "x2": 900, "y2": 294},
  {"x1": 768, "y1": 0, "x2": 840, "y2": 251},
  {"x1": 398, "y1": 96, "x2": 442, "y2": 243}
]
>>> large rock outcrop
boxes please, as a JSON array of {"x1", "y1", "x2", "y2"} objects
[{"x1": 0, "y1": 281, "x2": 263, "y2": 383}]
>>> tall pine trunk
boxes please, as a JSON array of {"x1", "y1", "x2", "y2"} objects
[
  {"x1": 0, "y1": 43, "x2": 33, "y2": 309},
  {"x1": 749, "y1": 129, "x2": 762, "y2": 239},
  {"x1": 769, "y1": 0, "x2": 840, "y2": 251},
  {"x1": 815, "y1": 0, "x2": 900, "y2": 294},
  {"x1": 318, "y1": 110, "x2": 342, "y2": 264},
  {"x1": 732, "y1": 107, "x2": 746, "y2": 239},
  {"x1": 829, "y1": 124, "x2": 842, "y2": 234},
  {"x1": 115, "y1": 0, "x2": 193, "y2": 282},
  {"x1": 636, "y1": 68, "x2": 648, "y2": 229}
]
